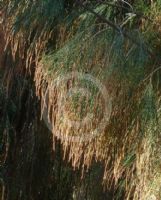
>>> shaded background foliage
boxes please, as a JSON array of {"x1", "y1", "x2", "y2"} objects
[{"x1": 0, "y1": 38, "x2": 110, "y2": 200}]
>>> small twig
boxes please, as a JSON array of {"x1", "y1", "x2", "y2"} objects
[
  {"x1": 98, "y1": 0, "x2": 133, "y2": 11},
  {"x1": 141, "y1": 66, "x2": 161, "y2": 84},
  {"x1": 102, "y1": 1, "x2": 153, "y2": 22}
]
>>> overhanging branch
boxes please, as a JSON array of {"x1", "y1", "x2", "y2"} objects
[{"x1": 76, "y1": 0, "x2": 154, "y2": 58}]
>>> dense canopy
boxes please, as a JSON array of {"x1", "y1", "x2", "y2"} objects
[{"x1": 1, "y1": 0, "x2": 161, "y2": 200}]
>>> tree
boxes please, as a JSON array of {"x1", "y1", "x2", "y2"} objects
[{"x1": 1, "y1": 0, "x2": 161, "y2": 199}]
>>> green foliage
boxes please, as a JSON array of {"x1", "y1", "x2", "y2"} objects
[{"x1": 2, "y1": 0, "x2": 161, "y2": 200}]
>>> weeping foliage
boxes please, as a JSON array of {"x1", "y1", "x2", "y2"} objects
[{"x1": 1, "y1": 0, "x2": 161, "y2": 199}]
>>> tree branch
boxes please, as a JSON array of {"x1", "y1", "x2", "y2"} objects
[{"x1": 76, "y1": 0, "x2": 154, "y2": 57}]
